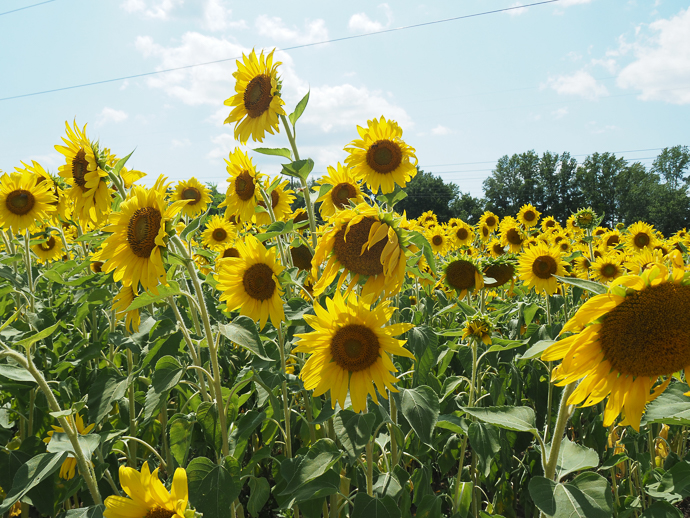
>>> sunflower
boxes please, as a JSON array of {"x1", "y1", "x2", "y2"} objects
[
  {"x1": 443, "y1": 256, "x2": 484, "y2": 298},
  {"x1": 120, "y1": 167, "x2": 147, "y2": 189},
  {"x1": 450, "y1": 221, "x2": 474, "y2": 248},
  {"x1": 315, "y1": 163, "x2": 364, "y2": 219},
  {"x1": 255, "y1": 178, "x2": 295, "y2": 226},
  {"x1": 483, "y1": 258, "x2": 516, "y2": 288},
  {"x1": 223, "y1": 49, "x2": 285, "y2": 144},
  {"x1": 32, "y1": 230, "x2": 66, "y2": 264},
  {"x1": 201, "y1": 215, "x2": 237, "y2": 252},
  {"x1": 479, "y1": 211, "x2": 500, "y2": 232},
  {"x1": 488, "y1": 239, "x2": 506, "y2": 258},
  {"x1": 541, "y1": 216, "x2": 560, "y2": 233},
  {"x1": 499, "y1": 217, "x2": 525, "y2": 253},
  {"x1": 462, "y1": 314, "x2": 493, "y2": 345},
  {"x1": 0, "y1": 169, "x2": 56, "y2": 234},
  {"x1": 216, "y1": 234, "x2": 284, "y2": 329},
  {"x1": 43, "y1": 413, "x2": 95, "y2": 480},
  {"x1": 113, "y1": 285, "x2": 142, "y2": 333},
  {"x1": 517, "y1": 204, "x2": 541, "y2": 228},
  {"x1": 625, "y1": 221, "x2": 657, "y2": 255},
  {"x1": 623, "y1": 247, "x2": 666, "y2": 275},
  {"x1": 590, "y1": 253, "x2": 625, "y2": 283},
  {"x1": 22, "y1": 160, "x2": 71, "y2": 223},
  {"x1": 96, "y1": 176, "x2": 188, "y2": 294},
  {"x1": 218, "y1": 244, "x2": 241, "y2": 261},
  {"x1": 542, "y1": 264, "x2": 688, "y2": 430},
  {"x1": 517, "y1": 243, "x2": 567, "y2": 295},
  {"x1": 55, "y1": 121, "x2": 111, "y2": 226},
  {"x1": 312, "y1": 203, "x2": 407, "y2": 299},
  {"x1": 344, "y1": 116, "x2": 418, "y2": 194},
  {"x1": 418, "y1": 210, "x2": 438, "y2": 228},
  {"x1": 294, "y1": 291, "x2": 414, "y2": 413},
  {"x1": 290, "y1": 244, "x2": 313, "y2": 272},
  {"x1": 171, "y1": 177, "x2": 211, "y2": 218},
  {"x1": 572, "y1": 255, "x2": 591, "y2": 279},
  {"x1": 104, "y1": 462, "x2": 188, "y2": 518},
  {"x1": 426, "y1": 227, "x2": 449, "y2": 255},
  {"x1": 219, "y1": 148, "x2": 263, "y2": 222},
  {"x1": 601, "y1": 229, "x2": 622, "y2": 249}
]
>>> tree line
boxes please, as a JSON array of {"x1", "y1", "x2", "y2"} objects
[{"x1": 397, "y1": 145, "x2": 690, "y2": 236}]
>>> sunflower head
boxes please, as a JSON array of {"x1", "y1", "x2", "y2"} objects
[
  {"x1": 479, "y1": 211, "x2": 499, "y2": 232},
  {"x1": 451, "y1": 221, "x2": 474, "y2": 247},
  {"x1": 315, "y1": 163, "x2": 364, "y2": 219},
  {"x1": 625, "y1": 221, "x2": 658, "y2": 254},
  {"x1": 591, "y1": 253, "x2": 625, "y2": 283},
  {"x1": 0, "y1": 168, "x2": 57, "y2": 233},
  {"x1": 32, "y1": 229, "x2": 66, "y2": 264},
  {"x1": 171, "y1": 177, "x2": 212, "y2": 218},
  {"x1": 220, "y1": 148, "x2": 263, "y2": 222},
  {"x1": 499, "y1": 216, "x2": 526, "y2": 253},
  {"x1": 573, "y1": 207, "x2": 597, "y2": 231},
  {"x1": 255, "y1": 178, "x2": 295, "y2": 226},
  {"x1": 462, "y1": 314, "x2": 493, "y2": 345},
  {"x1": 344, "y1": 116, "x2": 418, "y2": 194},
  {"x1": 444, "y1": 255, "x2": 484, "y2": 298},
  {"x1": 483, "y1": 257, "x2": 516, "y2": 288},
  {"x1": 517, "y1": 203, "x2": 541, "y2": 228},
  {"x1": 541, "y1": 215, "x2": 560, "y2": 233},
  {"x1": 517, "y1": 243, "x2": 567, "y2": 295}
]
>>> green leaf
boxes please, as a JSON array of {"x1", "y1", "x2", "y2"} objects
[
  {"x1": 145, "y1": 356, "x2": 185, "y2": 419},
  {"x1": 0, "y1": 365, "x2": 34, "y2": 383},
  {"x1": 521, "y1": 340, "x2": 556, "y2": 360},
  {"x1": 277, "y1": 468, "x2": 340, "y2": 508},
  {"x1": 400, "y1": 386, "x2": 440, "y2": 447},
  {"x1": 645, "y1": 460, "x2": 690, "y2": 503},
  {"x1": 599, "y1": 452, "x2": 630, "y2": 471},
  {"x1": 253, "y1": 147, "x2": 293, "y2": 160},
  {"x1": 377, "y1": 189, "x2": 408, "y2": 208},
  {"x1": 229, "y1": 410, "x2": 266, "y2": 460},
  {"x1": 407, "y1": 231, "x2": 437, "y2": 275},
  {"x1": 351, "y1": 493, "x2": 401, "y2": 518},
  {"x1": 529, "y1": 472, "x2": 613, "y2": 518},
  {"x1": 332, "y1": 410, "x2": 376, "y2": 459},
  {"x1": 112, "y1": 149, "x2": 135, "y2": 177},
  {"x1": 461, "y1": 406, "x2": 538, "y2": 434},
  {"x1": 289, "y1": 90, "x2": 310, "y2": 127},
  {"x1": 46, "y1": 432, "x2": 100, "y2": 458},
  {"x1": 486, "y1": 338, "x2": 527, "y2": 353},
  {"x1": 0, "y1": 452, "x2": 68, "y2": 514},
  {"x1": 169, "y1": 414, "x2": 195, "y2": 467},
  {"x1": 64, "y1": 505, "x2": 105, "y2": 518},
  {"x1": 187, "y1": 457, "x2": 241, "y2": 518},
  {"x1": 468, "y1": 422, "x2": 501, "y2": 477},
  {"x1": 554, "y1": 276, "x2": 607, "y2": 295},
  {"x1": 640, "y1": 501, "x2": 683, "y2": 518},
  {"x1": 255, "y1": 220, "x2": 296, "y2": 242},
  {"x1": 88, "y1": 369, "x2": 129, "y2": 424},
  {"x1": 279, "y1": 439, "x2": 342, "y2": 495},
  {"x1": 455, "y1": 481, "x2": 473, "y2": 518},
  {"x1": 281, "y1": 158, "x2": 314, "y2": 181},
  {"x1": 409, "y1": 326, "x2": 438, "y2": 386},
  {"x1": 436, "y1": 414, "x2": 468, "y2": 435},
  {"x1": 180, "y1": 212, "x2": 207, "y2": 242},
  {"x1": 219, "y1": 316, "x2": 273, "y2": 361},
  {"x1": 545, "y1": 437, "x2": 599, "y2": 482},
  {"x1": 16, "y1": 321, "x2": 61, "y2": 348},
  {"x1": 247, "y1": 477, "x2": 271, "y2": 518},
  {"x1": 414, "y1": 494, "x2": 442, "y2": 518},
  {"x1": 196, "y1": 402, "x2": 222, "y2": 454},
  {"x1": 124, "y1": 281, "x2": 184, "y2": 311},
  {"x1": 642, "y1": 382, "x2": 690, "y2": 426}
]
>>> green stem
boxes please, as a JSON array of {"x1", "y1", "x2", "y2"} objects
[
  {"x1": 366, "y1": 440, "x2": 374, "y2": 497},
  {"x1": 277, "y1": 325, "x2": 292, "y2": 459},
  {"x1": 389, "y1": 394, "x2": 399, "y2": 468},
  {"x1": 23, "y1": 231, "x2": 35, "y2": 312},
  {"x1": 160, "y1": 401, "x2": 173, "y2": 474},
  {"x1": 543, "y1": 383, "x2": 576, "y2": 480},
  {"x1": 454, "y1": 339, "x2": 479, "y2": 513},
  {"x1": 127, "y1": 349, "x2": 137, "y2": 467}
]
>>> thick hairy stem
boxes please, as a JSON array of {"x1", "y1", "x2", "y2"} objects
[
  {"x1": 127, "y1": 349, "x2": 137, "y2": 467},
  {"x1": 23, "y1": 231, "x2": 35, "y2": 312},
  {"x1": 389, "y1": 393, "x2": 399, "y2": 468},
  {"x1": 543, "y1": 383, "x2": 576, "y2": 480},
  {"x1": 366, "y1": 440, "x2": 374, "y2": 497},
  {"x1": 277, "y1": 326, "x2": 292, "y2": 459}
]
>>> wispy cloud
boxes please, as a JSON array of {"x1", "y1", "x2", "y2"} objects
[
  {"x1": 348, "y1": 3, "x2": 392, "y2": 33},
  {"x1": 544, "y1": 70, "x2": 609, "y2": 100},
  {"x1": 255, "y1": 16, "x2": 328, "y2": 44},
  {"x1": 96, "y1": 107, "x2": 128, "y2": 127}
]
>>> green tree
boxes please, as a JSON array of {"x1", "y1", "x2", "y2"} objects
[
  {"x1": 397, "y1": 169, "x2": 460, "y2": 222},
  {"x1": 652, "y1": 145, "x2": 690, "y2": 190},
  {"x1": 449, "y1": 192, "x2": 484, "y2": 224},
  {"x1": 575, "y1": 152, "x2": 627, "y2": 226},
  {"x1": 615, "y1": 162, "x2": 656, "y2": 225},
  {"x1": 482, "y1": 151, "x2": 540, "y2": 216},
  {"x1": 537, "y1": 152, "x2": 581, "y2": 222}
]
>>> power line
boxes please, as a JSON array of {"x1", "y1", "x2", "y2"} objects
[
  {"x1": 0, "y1": 0, "x2": 55, "y2": 16},
  {"x1": 0, "y1": 0, "x2": 561, "y2": 102}
]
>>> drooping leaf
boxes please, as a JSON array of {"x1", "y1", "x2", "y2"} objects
[
  {"x1": 544, "y1": 437, "x2": 599, "y2": 482},
  {"x1": 169, "y1": 414, "x2": 195, "y2": 467},
  {"x1": 468, "y1": 422, "x2": 501, "y2": 477},
  {"x1": 247, "y1": 476, "x2": 271, "y2": 517},
  {"x1": 529, "y1": 472, "x2": 613, "y2": 518},
  {"x1": 219, "y1": 316, "x2": 273, "y2": 362},
  {"x1": 400, "y1": 386, "x2": 440, "y2": 447},
  {"x1": 333, "y1": 410, "x2": 376, "y2": 460},
  {"x1": 187, "y1": 457, "x2": 241, "y2": 518}
]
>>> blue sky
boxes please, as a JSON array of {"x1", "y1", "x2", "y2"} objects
[{"x1": 1, "y1": 0, "x2": 689, "y2": 197}]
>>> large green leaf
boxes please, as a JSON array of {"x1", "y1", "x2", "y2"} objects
[
  {"x1": 281, "y1": 158, "x2": 314, "y2": 181},
  {"x1": 332, "y1": 410, "x2": 376, "y2": 460},
  {"x1": 88, "y1": 369, "x2": 129, "y2": 424},
  {"x1": 279, "y1": 439, "x2": 342, "y2": 496},
  {"x1": 144, "y1": 356, "x2": 185, "y2": 419},
  {"x1": 218, "y1": 316, "x2": 273, "y2": 362},
  {"x1": 0, "y1": 452, "x2": 68, "y2": 514},
  {"x1": 461, "y1": 405, "x2": 538, "y2": 435},
  {"x1": 544, "y1": 437, "x2": 599, "y2": 482},
  {"x1": 553, "y1": 276, "x2": 607, "y2": 295},
  {"x1": 46, "y1": 432, "x2": 100, "y2": 458},
  {"x1": 247, "y1": 476, "x2": 271, "y2": 518},
  {"x1": 642, "y1": 382, "x2": 690, "y2": 426},
  {"x1": 640, "y1": 501, "x2": 683, "y2": 518},
  {"x1": 400, "y1": 386, "x2": 440, "y2": 446},
  {"x1": 351, "y1": 493, "x2": 401, "y2": 518},
  {"x1": 228, "y1": 410, "x2": 266, "y2": 460},
  {"x1": 196, "y1": 402, "x2": 222, "y2": 454},
  {"x1": 468, "y1": 422, "x2": 501, "y2": 477},
  {"x1": 169, "y1": 413, "x2": 195, "y2": 467},
  {"x1": 529, "y1": 472, "x2": 613, "y2": 518},
  {"x1": 645, "y1": 460, "x2": 690, "y2": 503},
  {"x1": 124, "y1": 282, "x2": 184, "y2": 311},
  {"x1": 16, "y1": 321, "x2": 61, "y2": 348},
  {"x1": 187, "y1": 457, "x2": 241, "y2": 518},
  {"x1": 64, "y1": 505, "x2": 105, "y2": 518},
  {"x1": 0, "y1": 364, "x2": 34, "y2": 383},
  {"x1": 253, "y1": 147, "x2": 292, "y2": 160}
]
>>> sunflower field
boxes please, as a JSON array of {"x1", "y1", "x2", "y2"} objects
[{"x1": 1, "y1": 48, "x2": 690, "y2": 518}]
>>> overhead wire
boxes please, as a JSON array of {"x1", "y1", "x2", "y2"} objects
[{"x1": 0, "y1": 0, "x2": 55, "y2": 17}]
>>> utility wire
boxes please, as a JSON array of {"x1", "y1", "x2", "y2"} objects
[
  {"x1": 0, "y1": 0, "x2": 55, "y2": 16},
  {"x1": 0, "y1": 0, "x2": 561, "y2": 102}
]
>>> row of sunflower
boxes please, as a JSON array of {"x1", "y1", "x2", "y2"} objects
[{"x1": 0, "y1": 48, "x2": 687, "y2": 518}]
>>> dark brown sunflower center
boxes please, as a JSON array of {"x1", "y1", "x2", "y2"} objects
[
  {"x1": 258, "y1": 189, "x2": 280, "y2": 210},
  {"x1": 40, "y1": 237, "x2": 56, "y2": 251},
  {"x1": 91, "y1": 261, "x2": 104, "y2": 273},
  {"x1": 601, "y1": 263, "x2": 618, "y2": 278},
  {"x1": 145, "y1": 507, "x2": 175, "y2": 518},
  {"x1": 600, "y1": 283, "x2": 690, "y2": 377},
  {"x1": 594, "y1": 228, "x2": 606, "y2": 236},
  {"x1": 532, "y1": 255, "x2": 557, "y2": 280},
  {"x1": 634, "y1": 232, "x2": 650, "y2": 248},
  {"x1": 606, "y1": 235, "x2": 620, "y2": 247},
  {"x1": 222, "y1": 247, "x2": 240, "y2": 258},
  {"x1": 366, "y1": 140, "x2": 402, "y2": 174},
  {"x1": 484, "y1": 263, "x2": 514, "y2": 288},
  {"x1": 432, "y1": 235, "x2": 443, "y2": 246},
  {"x1": 559, "y1": 242, "x2": 570, "y2": 251},
  {"x1": 72, "y1": 150, "x2": 89, "y2": 189},
  {"x1": 331, "y1": 183, "x2": 357, "y2": 209},
  {"x1": 127, "y1": 207, "x2": 162, "y2": 258},
  {"x1": 212, "y1": 228, "x2": 228, "y2": 242},
  {"x1": 456, "y1": 228, "x2": 469, "y2": 241},
  {"x1": 290, "y1": 244, "x2": 313, "y2": 271},
  {"x1": 482, "y1": 226, "x2": 489, "y2": 238},
  {"x1": 445, "y1": 260, "x2": 477, "y2": 291},
  {"x1": 486, "y1": 216, "x2": 497, "y2": 227},
  {"x1": 330, "y1": 324, "x2": 380, "y2": 372},
  {"x1": 523, "y1": 210, "x2": 536, "y2": 222},
  {"x1": 242, "y1": 263, "x2": 276, "y2": 301},
  {"x1": 492, "y1": 243, "x2": 505, "y2": 256},
  {"x1": 182, "y1": 187, "x2": 201, "y2": 205},
  {"x1": 506, "y1": 228, "x2": 523, "y2": 246},
  {"x1": 332, "y1": 217, "x2": 385, "y2": 277},
  {"x1": 244, "y1": 74, "x2": 273, "y2": 118},
  {"x1": 6, "y1": 190, "x2": 35, "y2": 216},
  {"x1": 545, "y1": 219, "x2": 555, "y2": 228},
  {"x1": 235, "y1": 171, "x2": 256, "y2": 201}
]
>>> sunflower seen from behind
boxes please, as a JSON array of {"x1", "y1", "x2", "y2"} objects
[
  {"x1": 345, "y1": 116, "x2": 418, "y2": 194},
  {"x1": 315, "y1": 163, "x2": 364, "y2": 219},
  {"x1": 443, "y1": 255, "x2": 484, "y2": 298},
  {"x1": 104, "y1": 462, "x2": 189, "y2": 518},
  {"x1": 219, "y1": 148, "x2": 263, "y2": 222},
  {"x1": 517, "y1": 243, "x2": 567, "y2": 295},
  {"x1": 216, "y1": 234, "x2": 285, "y2": 329},
  {"x1": 294, "y1": 291, "x2": 414, "y2": 413},
  {"x1": 542, "y1": 264, "x2": 689, "y2": 430},
  {"x1": 223, "y1": 49, "x2": 285, "y2": 144},
  {"x1": 171, "y1": 177, "x2": 211, "y2": 218},
  {"x1": 0, "y1": 169, "x2": 56, "y2": 234}
]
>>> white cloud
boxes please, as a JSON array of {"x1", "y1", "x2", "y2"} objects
[
  {"x1": 545, "y1": 70, "x2": 609, "y2": 100},
  {"x1": 348, "y1": 3, "x2": 392, "y2": 33},
  {"x1": 551, "y1": 107, "x2": 569, "y2": 119},
  {"x1": 566, "y1": 51, "x2": 582, "y2": 61},
  {"x1": 591, "y1": 57, "x2": 617, "y2": 74},
  {"x1": 203, "y1": 0, "x2": 246, "y2": 31},
  {"x1": 255, "y1": 16, "x2": 328, "y2": 44},
  {"x1": 121, "y1": 0, "x2": 182, "y2": 19},
  {"x1": 617, "y1": 7, "x2": 690, "y2": 104},
  {"x1": 431, "y1": 125, "x2": 452, "y2": 135},
  {"x1": 96, "y1": 107, "x2": 128, "y2": 127},
  {"x1": 506, "y1": 2, "x2": 528, "y2": 16}
]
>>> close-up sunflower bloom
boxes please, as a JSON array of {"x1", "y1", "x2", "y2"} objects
[
  {"x1": 104, "y1": 462, "x2": 188, "y2": 518},
  {"x1": 451, "y1": 221, "x2": 474, "y2": 248},
  {"x1": 517, "y1": 203, "x2": 541, "y2": 228},
  {"x1": 625, "y1": 221, "x2": 658, "y2": 255},
  {"x1": 216, "y1": 234, "x2": 285, "y2": 329},
  {"x1": 223, "y1": 49, "x2": 286, "y2": 144},
  {"x1": 517, "y1": 243, "x2": 567, "y2": 295},
  {"x1": 344, "y1": 116, "x2": 418, "y2": 194},
  {"x1": 219, "y1": 148, "x2": 264, "y2": 222},
  {"x1": 0, "y1": 169, "x2": 56, "y2": 233},
  {"x1": 542, "y1": 264, "x2": 688, "y2": 430},
  {"x1": 315, "y1": 163, "x2": 364, "y2": 219},
  {"x1": 294, "y1": 291, "x2": 414, "y2": 413},
  {"x1": 170, "y1": 177, "x2": 212, "y2": 218}
]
